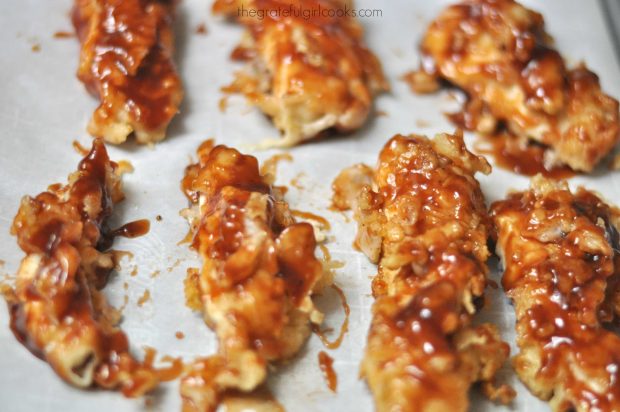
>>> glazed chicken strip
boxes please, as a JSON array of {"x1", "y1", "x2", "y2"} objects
[
  {"x1": 180, "y1": 141, "x2": 330, "y2": 411},
  {"x1": 213, "y1": 0, "x2": 388, "y2": 147},
  {"x1": 73, "y1": 0, "x2": 183, "y2": 144},
  {"x1": 332, "y1": 132, "x2": 514, "y2": 412},
  {"x1": 3, "y1": 140, "x2": 173, "y2": 397},
  {"x1": 491, "y1": 176, "x2": 620, "y2": 411},
  {"x1": 411, "y1": 0, "x2": 619, "y2": 172}
]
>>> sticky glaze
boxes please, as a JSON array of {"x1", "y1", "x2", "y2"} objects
[
  {"x1": 7, "y1": 139, "x2": 176, "y2": 397},
  {"x1": 179, "y1": 141, "x2": 329, "y2": 411},
  {"x1": 318, "y1": 351, "x2": 337, "y2": 392},
  {"x1": 72, "y1": 0, "x2": 182, "y2": 143},
  {"x1": 492, "y1": 176, "x2": 620, "y2": 410}
]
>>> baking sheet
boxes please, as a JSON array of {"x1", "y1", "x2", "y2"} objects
[{"x1": 1, "y1": 1, "x2": 619, "y2": 411}]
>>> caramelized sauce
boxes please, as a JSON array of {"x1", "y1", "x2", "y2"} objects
[
  {"x1": 141, "y1": 347, "x2": 184, "y2": 382},
  {"x1": 72, "y1": 0, "x2": 181, "y2": 138},
  {"x1": 213, "y1": 0, "x2": 387, "y2": 144},
  {"x1": 143, "y1": 347, "x2": 157, "y2": 368},
  {"x1": 100, "y1": 219, "x2": 150, "y2": 250},
  {"x1": 371, "y1": 276, "x2": 387, "y2": 298},
  {"x1": 277, "y1": 223, "x2": 324, "y2": 306},
  {"x1": 180, "y1": 141, "x2": 329, "y2": 410},
  {"x1": 53, "y1": 31, "x2": 74, "y2": 39},
  {"x1": 474, "y1": 133, "x2": 575, "y2": 179},
  {"x1": 260, "y1": 153, "x2": 293, "y2": 181},
  {"x1": 492, "y1": 181, "x2": 620, "y2": 409},
  {"x1": 230, "y1": 45, "x2": 256, "y2": 62},
  {"x1": 338, "y1": 134, "x2": 514, "y2": 408},
  {"x1": 72, "y1": 140, "x2": 90, "y2": 155},
  {"x1": 416, "y1": 0, "x2": 619, "y2": 173},
  {"x1": 156, "y1": 357, "x2": 184, "y2": 382},
  {"x1": 195, "y1": 23, "x2": 208, "y2": 35},
  {"x1": 392, "y1": 281, "x2": 460, "y2": 360},
  {"x1": 12, "y1": 138, "x2": 113, "y2": 254},
  {"x1": 8, "y1": 139, "x2": 166, "y2": 396},
  {"x1": 313, "y1": 284, "x2": 350, "y2": 350},
  {"x1": 318, "y1": 351, "x2": 337, "y2": 392},
  {"x1": 291, "y1": 210, "x2": 331, "y2": 231}
]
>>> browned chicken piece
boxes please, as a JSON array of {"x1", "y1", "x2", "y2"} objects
[
  {"x1": 332, "y1": 132, "x2": 514, "y2": 412},
  {"x1": 411, "y1": 0, "x2": 619, "y2": 172},
  {"x1": 180, "y1": 141, "x2": 330, "y2": 411},
  {"x1": 213, "y1": 0, "x2": 388, "y2": 147},
  {"x1": 73, "y1": 0, "x2": 183, "y2": 144},
  {"x1": 491, "y1": 175, "x2": 620, "y2": 411},
  {"x1": 3, "y1": 140, "x2": 180, "y2": 397}
]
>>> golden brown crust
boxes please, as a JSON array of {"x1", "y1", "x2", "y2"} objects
[
  {"x1": 5, "y1": 140, "x2": 171, "y2": 397},
  {"x1": 180, "y1": 141, "x2": 328, "y2": 411},
  {"x1": 413, "y1": 0, "x2": 619, "y2": 172},
  {"x1": 333, "y1": 132, "x2": 513, "y2": 412},
  {"x1": 491, "y1": 175, "x2": 620, "y2": 411},
  {"x1": 214, "y1": 0, "x2": 388, "y2": 147},
  {"x1": 73, "y1": 0, "x2": 182, "y2": 144}
]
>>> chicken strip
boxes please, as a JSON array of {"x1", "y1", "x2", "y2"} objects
[
  {"x1": 410, "y1": 0, "x2": 619, "y2": 172},
  {"x1": 73, "y1": 0, "x2": 183, "y2": 144},
  {"x1": 3, "y1": 140, "x2": 178, "y2": 396},
  {"x1": 491, "y1": 175, "x2": 620, "y2": 411},
  {"x1": 332, "y1": 132, "x2": 514, "y2": 412},
  {"x1": 180, "y1": 141, "x2": 330, "y2": 411},
  {"x1": 213, "y1": 0, "x2": 388, "y2": 147}
]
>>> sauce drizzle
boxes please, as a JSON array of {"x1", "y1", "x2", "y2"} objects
[
  {"x1": 318, "y1": 351, "x2": 337, "y2": 392},
  {"x1": 291, "y1": 210, "x2": 331, "y2": 231},
  {"x1": 313, "y1": 284, "x2": 350, "y2": 349},
  {"x1": 100, "y1": 219, "x2": 150, "y2": 249},
  {"x1": 474, "y1": 133, "x2": 575, "y2": 179}
]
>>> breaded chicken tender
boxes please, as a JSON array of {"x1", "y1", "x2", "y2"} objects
[
  {"x1": 411, "y1": 0, "x2": 619, "y2": 172},
  {"x1": 73, "y1": 0, "x2": 183, "y2": 144},
  {"x1": 492, "y1": 175, "x2": 620, "y2": 411},
  {"x1": 4, "y1": 140, "x2": 177, "y2": 397},
  {"x1": 333, "y1": 131, "x2": 514, "y2": 412},
  {"x1": 180, "y1": 141, "x2": 330, "y2": 411},
  {"x1": 214, "y1": 0, "x2": 388, "y2": 147}
]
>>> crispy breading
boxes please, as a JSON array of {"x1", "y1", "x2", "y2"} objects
[
  {"x1": 214, "y1": 0, "x2": 388, "y2": 147},
  {"x1": 180, "y1": 141, "x2": 329, "y2": 411},
  {"x1": 333, "y1": 132, "x2": 514, "y2": 411},
  {"x1": 491, "y1": 175, "x2": 620, "y2": 411},
  {"x1": 73, "y1": 0, "x2": 183, "y2": 144},
  {"x1": 412, "y1": 0, "x2": 619, "y2": 172}
]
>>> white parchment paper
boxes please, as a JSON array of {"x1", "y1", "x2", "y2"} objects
[{"x1": 1, "y1": 1, "x2": 619, "y2": 411}]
